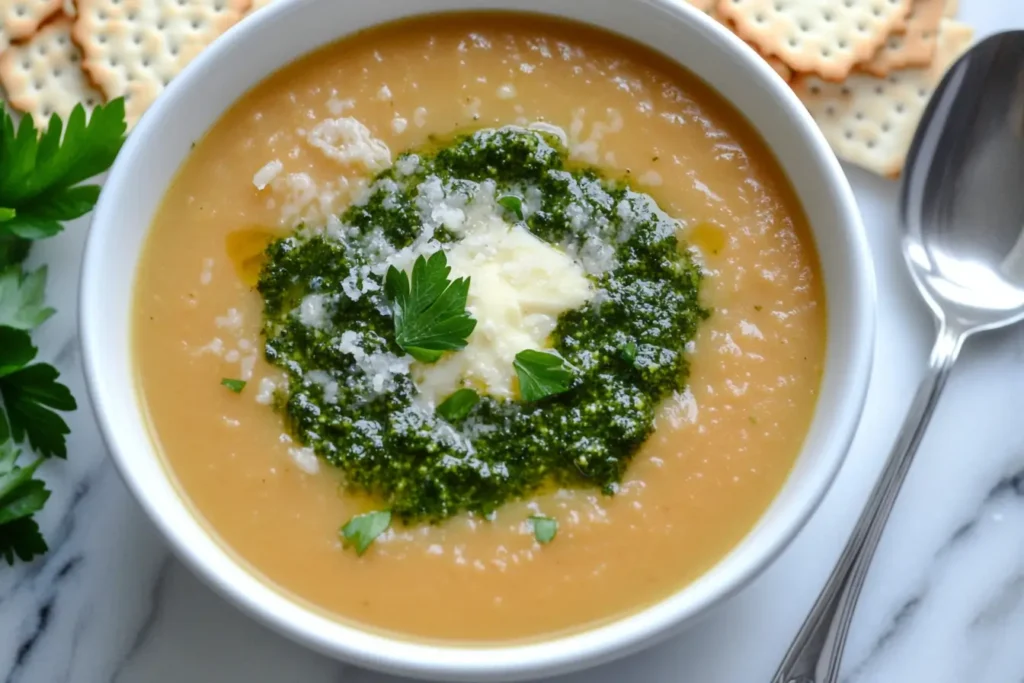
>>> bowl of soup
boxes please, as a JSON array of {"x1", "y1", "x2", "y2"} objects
[{"x1": 80, "y1": 0, "x2": 874, "y2": 679}]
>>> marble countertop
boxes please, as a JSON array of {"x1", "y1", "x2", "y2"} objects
[{"x1": 3, "y1": 4, "x2": 1024, "y2": 682}]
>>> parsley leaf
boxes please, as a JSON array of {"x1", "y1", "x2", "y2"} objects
[
  {"x1": 0, "y1": 208, "x2": 13, "y2": 222},
  {"x1": 621, "y1": 341, "x2": 638, "y2": 364},
  {"x1": 0, "y1": 100, "x2": 126, "y2": 239},
  {"x1": 0, "y1": 327, "x2": 76, "y2": 458},
  {"x1": 0, "y1": 442, "x2": 50, "y2": 564},
  {"x1": 497, "y1": 194, "x2": 524, "y2": 220},
  {"x1": 514, "y1": 349, "x2": 574, "y2": 402},
  {"x1": 221, "y1": 378, "x2": 246, "y2": 393},
  {"x1": 0, "y1": 266, "x2": 55, "y2": 330},
  {"x1": 436, "y1": 388, "x2": 479, "y2": 422},
  {"x1": 340, "y1": 510, "x2": 391, "y2": 556},
  {"x1": 385, "y1": 251, "x2": 476, "y2": 363},
  {"x1": 529, "y1": 515, "x2": 558, "y2": 544}
]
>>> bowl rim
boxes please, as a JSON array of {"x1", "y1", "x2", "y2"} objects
[{"x1": 79, "y1": 0, "x2": 876, "y2": 680}]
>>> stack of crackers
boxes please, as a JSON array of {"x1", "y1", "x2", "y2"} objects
[
  {"x1": 695, "y1": 0, "x2": 974, "y2": 177},
  {"x1": 0, "y1": 0, "x2": 270, "y2": 128},
  {"x1": 0, "y1": 0, "x2": 974, "y2": 179}
]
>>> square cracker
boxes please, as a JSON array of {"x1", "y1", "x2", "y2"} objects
[
  {"x1": 72, "y1": 0, "x2": 251, "y2": 127},
  {"x1": 717, "y1": 0, "x2": 914, "y2": 81},
  {"x1": 0, "y1": 15, "x2": 105, "y2": 128},
  {"x1": 689, "y1": 0, "x2": 794, "y2": 82},
  {"x1": 859, "y1": 0, "x2": 945, "y2": 77},
  {"x1": 794, "y1": 19, "x2": 974, "y2": 177},
  {"x1": 1, "y1": 0, "x2": 63, "y2": 52}
]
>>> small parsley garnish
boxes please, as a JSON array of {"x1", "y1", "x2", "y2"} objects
[
  {"x1": 754, "y1": 305, "x2": 763, "y2": 312},
  {"x1": 436, "y1": 388, "x2": 479, "y2": 422},
  {"x1": 0, "y1": 266, "x2": 54, "y2": 331},
  {"x1": 220, "y1": 378, "x2": 246, "y2": 393},
  {"x1": 529, "y1": 515, "x2": 558, "y2": 544},
  {"x1": 0, "y1": 99, "x2": 127, "y2": 565},
  {"x1": 514, "y1": 349, "x2": 573, "y2": 402},
  {"x1": 385, "y1": 251, "x2": 476, "y2": 363},
  {"x1": 621, "y1": 341, "x2": 638, "y2": 364},
  {"x1": 497, "y1": 194, "x2": 524, "y2": 220},
  {"x1": 340, "y1": 510, "x2": 391, "y2": 556}
]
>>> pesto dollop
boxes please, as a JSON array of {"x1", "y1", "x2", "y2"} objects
[{"x1": 257, "y1": 127, "x2": 707, "y2": 524}]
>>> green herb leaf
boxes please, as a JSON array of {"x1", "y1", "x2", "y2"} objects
[
  {"x1": 0, "y1": 327, "x2": 76, "y2": 458},
  {"x1": 0, "y1": 441, "x2": 50, "y2": 564},
  {"x1": 621, "y1": 341, "x2": 638, "y2": 364},
  {"x1": 220, "y1": 378, "x2": 246, "y2": 393},
  {"x1": 385, "y1": 251, "x2": 476, "y2": 363},
  {"x1": 0, "y1": 266, "x2": 55, "y2": 331},
  {"x1": 340, "y1": 510, "x2": 391, "y2": 556},
  {"x1": 0, "y1": 100, "x2": 126, "y2": 209},
  {"x1": 529, "y1": 515, "x2": 558, "y2": 544},
  {"x1": 0, "y1": 517, "x2": 47, "y2": 565},
  {"x1": 514, "y1": 349, "x2": 574, "y2": 401},
  {"x1": 0, "y1": 208, "x2": 14, "y2": 222},
  {"x1": 436, "y1": 388, "x2": 479, "y2": 422},
  {"x1": 497, "y1": 194, "x2": 524, "y2": 220}
]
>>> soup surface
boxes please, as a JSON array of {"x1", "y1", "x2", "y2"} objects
[{"x1": 135, "y1": 13, "x2": 825, "y2": 642}]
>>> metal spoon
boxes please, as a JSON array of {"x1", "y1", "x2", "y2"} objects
[{"x1": 773, "y1": 31, "x2": 1024, "y2": 683}]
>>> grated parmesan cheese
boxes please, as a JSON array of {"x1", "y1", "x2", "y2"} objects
[
  {"x1": 253, "y1": 159, "x2": 283, "y2": 190},
  {"x1": 411, "y1": 196, "x2": 593, "y2": 405},
  {"x1": 304, "y1": 117, "x2": 392, "y2": 172}
]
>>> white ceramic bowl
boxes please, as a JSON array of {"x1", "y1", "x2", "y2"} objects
[{"x1": 80, "y1": 0, "x2": 875, "y2": 680}]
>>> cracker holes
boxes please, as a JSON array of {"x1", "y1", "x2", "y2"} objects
[
  {"x1": 881, "y1": 122, "x2": 891, "y2": 133},
  {"x1": 854, "y1": 110, "x2": 864, "y2": 120},
  {"x1": 838, "y1": 39, "x2": 848, "y2": 49},
  {"x1": 810, "y1": 84, "x2": 821, "y2": 95},
  {"x1": 866, "y1": 139, "x2": 876, "y2": 149},
  {"x1": 755, "y1": 13, "x2": 764, "y2": 23},
  {"x1": 823, "y1": 11, "x2": 834, "y2": 22},
  {"x1": 895, "y1": 102, "x2": 905, "y2": 114},
  {"x1": 32, "y1": 78, "x2": 43, "y2": 89},
  {"x1": 917, "y1": 88, "x2": 927, "y2": 98},
  {"x1": 844, "y1": 129, "x2": 854, "y2": 140},
  {"x1": 821, "y1": 47, "x2": 832, "y2": 57},
  {"x1": 214, "y1": 0, "x2": 225, "y2": 9},
  {"x1": 874, "y1": 85, "x2": 885, "y2": 95},
  {"x1": 774, "y1": 2, "x2": 784, "y2": 10},
  {"x1": 169, "y1": 43, "x2": 179, "y2": 56},
  {"x1": 56, "y1": 35, "x2": 66, "y2": 45},
  {"x1": 53, "y1": 67, "x2": 62, "y2": 77},
  {"x1": 133, "y1": 33, "x2": 142, "y2": 45},
  {"x1": 85, "y1": 96, "x2": 97, "y2": 106},
  {"x1": 788, "y1": 37, "x2": 798, "y2": 48},
  {"x1": 857, "y1": 22, "x2": 867, "y2": 32},
  {"x1": 872, "y1": 5, "x2": 882, "y2": 16},
  {"x1": 14, "y1": 4, "x2": 26, "y2": 16},
  {"x1": 98, "y1": 33, "x2": 108, "y2": 44},
  {"x1": 191, "y1": 19, "x2": 201, "y2": 29},
  {"x1": 42, "y1": 106, "x2": 51, "y2": 118},
  {"x1": 798, "y1": 21, "x2": 809, "y2": 32}
]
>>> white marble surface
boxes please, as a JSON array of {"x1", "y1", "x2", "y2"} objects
[{"x1": 3, "y1": 4, "x2": 1024, "y2": 682}]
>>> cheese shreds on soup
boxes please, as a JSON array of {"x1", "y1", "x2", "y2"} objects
[{"x1": 134, "y1": 13, "x2": 826, "y2": 642}]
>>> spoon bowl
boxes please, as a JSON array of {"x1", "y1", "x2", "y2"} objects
[{"x1": 902, "y1": 31, "x2": 1024, "y2": 332}]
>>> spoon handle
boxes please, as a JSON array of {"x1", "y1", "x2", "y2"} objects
[{"x1": 772, "y1": 323, "x2": 964, "y2": 683}]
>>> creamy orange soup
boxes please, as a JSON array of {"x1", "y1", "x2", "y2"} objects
[{"x1": 134, "y1": 13, "x2": 824, "y2": 643}]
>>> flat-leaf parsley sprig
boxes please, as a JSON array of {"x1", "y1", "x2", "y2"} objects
[
  {"x1": 0, "y1": 100, "x2": 127, "y2": 564},
  {"x1": 385, "y1": 250, "x2": 477, "y2": 363}
]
